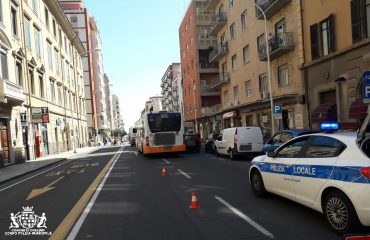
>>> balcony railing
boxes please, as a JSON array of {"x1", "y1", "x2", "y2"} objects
[
  {"x1": 0, "y1": 78, "x2": 25, "y2": 105},
  {"x1": 201, "y1": 104, "x2": 221, "y2": 116},
  {"x1": 258, "y1": 32, "x2": 294, "y2": 61},
  {"x1": 209, "y1": 42, "x2": 228, "y2": 62},
  {"x1": 197, "y1": 37, "x2": 217, "y2": 50},
  {"x1": 210, "y1": 72, "x2": 230, "y2": 90},
  {"x1": 196, "y1": 14, "x2": 214, "y2": 24},
  {"x1": 255, "y1": 0, "x2": 292, "y2": 20},
  {"x1": 199, "y1": 62, "x2": 219, "y2": 73},
  {"x1": 208, "y1": 12, "x2": 227, "y2": 36},
  {"x1": 207, "y1": 0, "x2": 221, "y2": 10},
  {"x1": 200, "y1": 83, "x2": 220, "y2": 96}
]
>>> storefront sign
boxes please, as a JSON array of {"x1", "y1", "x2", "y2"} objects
[{"x1": 32, "y1": 107, "x2": 49, "y2": 123}]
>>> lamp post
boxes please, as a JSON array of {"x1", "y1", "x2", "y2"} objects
[{"x1": 254, "y1": 2, "x2": 275, "y2": 135}]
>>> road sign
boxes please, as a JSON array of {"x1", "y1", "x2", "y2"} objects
[
  {"x1": 363, "y1": 71, "x2": 370, "y2": 103},
  {"x1": 273, "y1": 105, "x2": 282, "y2": 120}
]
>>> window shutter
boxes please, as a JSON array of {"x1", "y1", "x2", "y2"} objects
[
  {"x1": 310, "y1": 24, "x2": 319, "y2": 60},
  {"x1": 351, "y1": 0, "x2": 361, "y2": 43},
  {"x1": 329, "y1": 14, "x2": 336, "y2": 53}
]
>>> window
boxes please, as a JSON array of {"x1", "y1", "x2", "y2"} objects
[
  {"x1": 0, "y1": 0, "x2": 3, "y2": 22},
  {"x1": 44, "y1": 7, "x2": 49, "y2": 29},
  {"x1": 11, "y1": 7, "x2": 18, "y2": 37},
  {"x1": 0, "y1": 50, "x2": 8, "y2": 80},
  {"x1": 47, "y1": 41, "x2": 53, "y2": 70},
  {"x1": 24, "y1": 17, "x2": 31, "y2": 49},
  {"x1": 245, "y1": 80, "x2": 251, "y2": 97},
  {"x1": 305, "y1": 136, "x2": 345, "y2": 158},
  {"x1": 39, "y1": 75, "x2": 44, "y2": 98},
  {"x1": 52, "y1": 19, "x2": 56, "y2": 37},
  {"x1": 231, "y1": 54, "x2": 237, "y2": 71},
  {"x1": 351, "y1": 0, "x2": 370, "y2": 43},
  {"x1": 71, "y1": 16, "x2": 78, "y2": 25},
  {"x1": 55, "y1": 49, "x2": 60, "y2": 74},
  {"x1": 58, "y1": 85, "x2": 62, "y2": 106},
  {"x1": 223, "y1": 90, "x2": 229, "y2": 104},
  {"x1": 50, "y1": 80, "x2": 55, "y2": 103},
  {"x1": 243, "y1": 45, "x2": 250, "y2": 63},
  {"x1": 257, "y1": 33, "x2": 265, "y2": 53},
  {"x1": 276, "y1": 137, "x2": 309, "y2": 158},
  {"x1": 32, "y1": 0, "x2": 38, "y2": 14},
  {"x1": 233, "y1": 86, "x2": 239, "y2": 104},
  {"x1": 34, "y1": 27, "x2": 41, "y2": 58},
  {"x1": 278, "y1": 64, "x2": 289, "y2": 87},
  {"x1": 241, "y1": 10, "x2": 248, "y2": 30},
  {"x1": 310, "y1": 24, "x2": 320, "y2": 60},
  {"x1": 310, "y1": 15, "x2": 335, "y2": 60},
  {"x1": 229, "y1": 0, "x2": 234, "y2": 7},
  {"x1": 29, "y1": 70, "x2": 35, "y2": 95},
  {"x1": 259, "y1": 73, "x2": 268, "y2": 96},
  {"x1": 230, "y1": 23, "x2": 236, "y2": 39},
  {"x1": 15, "y1": 61, "x2": 22, "y2": 86}
]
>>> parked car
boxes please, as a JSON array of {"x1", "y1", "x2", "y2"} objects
[
  {"x1": 263, "y1": 129, "x2": 319, "y2": 153},
  {"x1": 184, "y1": 134, "x2": 201, "y2": 153},
  {"x1": 205, "y1": 133, "x2": 219, "y2": 153},
  {"x1": 214, "y1": 127, "x2": 264, "y2": 160},
  {"x1": 249, "y1": 121, "x2": 370, "y2": 234}
]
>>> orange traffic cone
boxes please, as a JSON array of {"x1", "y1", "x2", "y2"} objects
[
  {"x1": 161, "y1": 168, "x2": 168, "y2": 177},
  {"x1": 189, "y1": 192, "x2": 200, "y2": 209}
]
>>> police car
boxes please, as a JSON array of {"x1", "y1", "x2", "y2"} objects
[{"x1": 249, "y1": 121, "x2": 370, "y2": 234}]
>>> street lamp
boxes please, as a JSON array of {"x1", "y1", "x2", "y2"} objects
[{"x1": 254, "y1": 2, "x2": 275, "y2": 135}]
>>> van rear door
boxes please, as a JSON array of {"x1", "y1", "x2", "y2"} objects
[{"x1": 237, "y1": 127, "x2": 263, "y2": 152}]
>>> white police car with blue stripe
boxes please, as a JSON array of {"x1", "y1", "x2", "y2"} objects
[{"x1": 249, "y1": 121, "x2": 370, "y2": 234}]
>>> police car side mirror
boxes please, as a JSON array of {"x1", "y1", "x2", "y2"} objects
[{"x1": 267, "y1": 151, "x2": 275, "y2": 158}]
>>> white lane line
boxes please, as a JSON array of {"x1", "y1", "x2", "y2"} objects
[
  {"x1": 214, "y1": 196, "x2": 274, "y2": 239},
  {"x1": 162, "y1": 158, "x2": 170, "y2": 164},
  {"x1": 0, "y1": 159, "x2": 74, "y2": 192},
  {"x1": 66, "y1": 149, "x2": 123, "y2": 240},
  {"x1": 177, "y1": 169, "x2": 191, "y2": 179}
]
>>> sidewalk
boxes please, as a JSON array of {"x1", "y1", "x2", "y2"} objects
[{"x1": 0, "y1": 146, "x2": 100, "y2": 185}]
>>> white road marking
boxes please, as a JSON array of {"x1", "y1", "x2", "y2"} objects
[
  {"x1": 177, "y1": 169, "x2": 191, "y2": 179},
  {"x1": 0, "y1": 159, "x2": 74, "y2": 192},
  {"x1": 66, "y1": 149, "x2": 123, "y2": 240},
  {"x1": 214, "y1": 196, "x2": 274, "y2": 239},
  {"x1": 162, "y1": 158, "x2": 170, "y2": 164}
]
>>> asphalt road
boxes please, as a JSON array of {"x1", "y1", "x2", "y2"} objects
[{"x1": 0, "y1": 145, "x2": 368, "y2": 240}]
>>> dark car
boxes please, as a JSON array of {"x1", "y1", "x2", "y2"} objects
[
  {"x1": 184, "y1": 134, "x2": 201, "y2": 153},
  {"x1": 204, "y1": 133, "x2": 219, "y2": 153},
  {"x1": 263, "y1": 129, "x2": 319, "y2": 153}
]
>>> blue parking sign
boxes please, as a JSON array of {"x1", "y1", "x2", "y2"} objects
[
  {"x1": 363, "y1": 71, "x2": 370, "y2": 85},
  {"x1": 273, "y1": 105, "x2": 282, "y2": 114},
  {"x1": 363, "y1": 71, "x2": 370, "y2": 103}
]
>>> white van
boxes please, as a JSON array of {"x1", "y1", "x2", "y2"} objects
[{"x1": 214, "y1": 127, "x2": 264, "y2": 160}]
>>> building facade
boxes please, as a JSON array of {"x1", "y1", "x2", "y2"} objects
[
  {"x1": 179, "y1": 0, "x2": 220, "y2": 138},
  {"x1": 59, "y1": 0, "x2": 98, "y2": 145},
  {"x1": 161, "y1": 63, "x2": 182, "y2": 112},
  {"x1": 302, "y1": 0, "x2": 370, "y2": 129},
  {"x1": 0, "y1": 0, "x2": 86, "y2": 166},
  {"x1": 104, "y1": 73, "x2": 112, "y2": 130},
  {"x1": 111, "y1": 94, "x2": 123, "y2": 130}
]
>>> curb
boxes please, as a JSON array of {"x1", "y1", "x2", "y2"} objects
[{"x1": 0, "y1": 158, "x2": 66, "y2": 186}]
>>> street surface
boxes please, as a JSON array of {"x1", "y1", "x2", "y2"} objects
[{"x1": 0, "y1": 144, "x2": 368, "y2": 239}]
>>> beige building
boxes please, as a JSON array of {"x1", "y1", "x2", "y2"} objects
[
  {"x1": 206, "y1": 0, "x2": 307, "y2": 137},
  {"x1": 0, "y1": 0, "x2": 86, "y2": 166},
  {"x1": 302, "y1": 0, "x2": 370, "y2": 129}
]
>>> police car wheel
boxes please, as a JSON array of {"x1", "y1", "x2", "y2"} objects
[
  {"x1": 250, "y1": 170, "x2": 267, "y2": 197},
  {"x1": 324, "y1": 191, "x2": 359, "y2": 234}
]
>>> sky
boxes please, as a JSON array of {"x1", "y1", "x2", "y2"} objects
[{"x1": 83, "y1": 0, "x2": 192, "y2": 130}]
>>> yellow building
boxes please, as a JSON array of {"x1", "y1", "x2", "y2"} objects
[
  {"x1": 0, "y1": 0, "x2": 87, "y2": 165},
  {"x1": 207, "y1": 0, "x2": 307, "y2": 138},
  {"x1": 302, "y1": 0, "x2": 370, "y2": 129}
]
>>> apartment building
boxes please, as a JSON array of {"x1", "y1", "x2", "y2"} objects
[
  {"x1": 179, "y1": 0, "x2": 220, "y2": 138},
  {"x1": 302, "y1": 0, "x2": 370, "y2": 129},
  {"x1": 112, "y1": 94, "x2": 122, "y2": 130},
  {"x1": 206, "y1": 0, "x2": 307, "y2": 137},
  {"x1": 104, "y1": 73, "x2": 112, "y2": 130},
  {"x1": 161, "y1": 63, "x2": 183, "y2": 113},
  {"x1": 58, "y1": 0, "x2": 98, "y2": 145},
  {"x1": 0, "y1": 0, "x2": 86, "y2": 166}
]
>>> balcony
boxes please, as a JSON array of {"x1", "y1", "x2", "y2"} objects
[
  {"x1": 196, "y1": 14, "x2": 214, "y2": 25},
  {"x1": 199, "y1": 62, "x2": 219, "y2": 73},
  {"x1": 201, "y1": 104, "x2": 221, "y2": 117},
  {"x1": 0, "y1": 79, "x2": 25, "y2": 105},
  {"x1": 209, "y1": 42, "x2": 228, "y2": 62},
  {"x1": 200, "y1": 83, "x2": 220, "y2": 97},
  {"x1": 197, "y1": 37, "x2": 217, "y2": 50},
  {"x1": 208, "y1": 12, "x2": 227, "y2": 36},
  {"x1": 210, "y1": 73, "x2": 230, "y2": 90},
  {"x1": 255, "y1": 0, "x2": 292, "y2": 20},
  {"x1": 258, "y1": 32, "x2": 294, "y2": 61},
  {"x1": 207, "y1": 0, "x2": 221, "y2": 10}
]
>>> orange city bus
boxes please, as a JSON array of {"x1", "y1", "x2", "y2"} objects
[{"x1": 134, "y1": 111, "x2": 186, "y2": 155}]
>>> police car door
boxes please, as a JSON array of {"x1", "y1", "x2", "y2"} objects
[
  {"x1": 293, "y1": 136, "x2": 344, "y2": 207},
  {"x1": 266, "y1": 136, "x2": 310, "y2": 201}
]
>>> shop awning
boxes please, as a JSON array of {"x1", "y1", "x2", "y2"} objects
[
  {"x1": 311, "y1": 103, "x2": 337, "y2": 123},
  {"x1": 349, "y1": 99, "x2": 368, "y2": 120}
]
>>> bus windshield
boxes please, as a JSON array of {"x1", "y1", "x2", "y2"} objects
[{"x1": 147, "y1": 112, "x2": 181, "y2": 133}]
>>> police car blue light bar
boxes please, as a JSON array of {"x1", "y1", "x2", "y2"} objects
[{"x1": 320, "y1": 122, "x2": 340, "y2": 131}]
